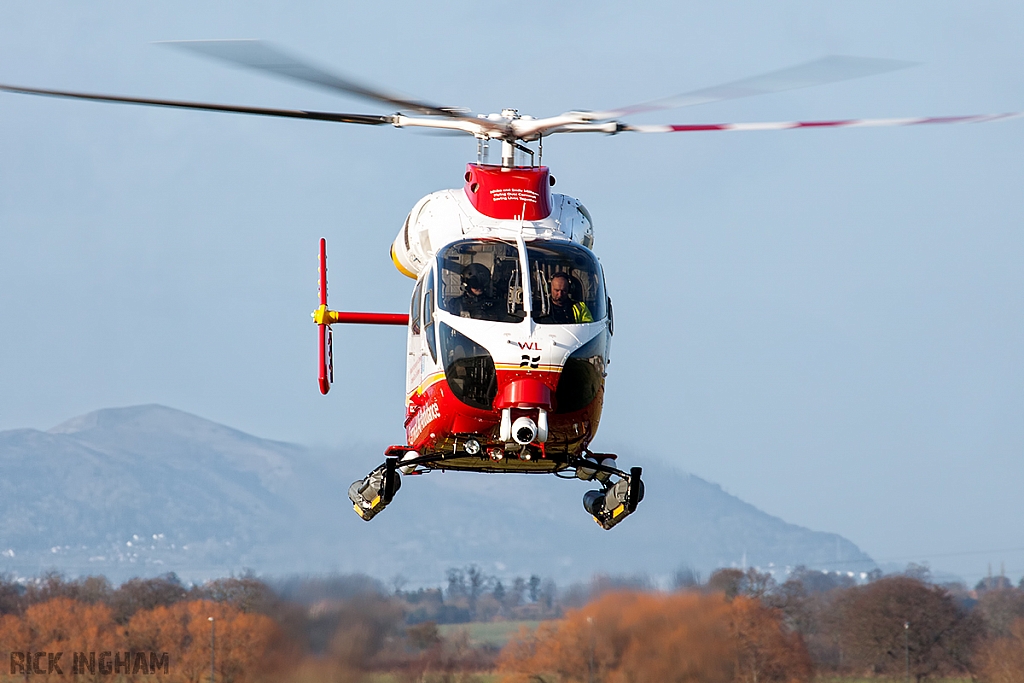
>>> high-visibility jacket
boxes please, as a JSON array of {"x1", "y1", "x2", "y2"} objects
[{"x1": 573, "y1": 301, "x2": 594, "y2": 323}]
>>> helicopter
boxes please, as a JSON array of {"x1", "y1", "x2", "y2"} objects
[{"x1": 2, "y1": 42, "x2": 1019, "y2": 530}]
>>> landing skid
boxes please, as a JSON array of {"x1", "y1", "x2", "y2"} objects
[{"x1": 347, "y1": 448, "x2": 644, "y2": 530}]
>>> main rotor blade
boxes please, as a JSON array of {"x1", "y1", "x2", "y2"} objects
[
  {"x1": 590, "y1": 56, "x2": 915, "y2": 120},
  {"x1": 0, "y1": 83, "x2": 391, "y2": 125},
  {"x1": 620, "y1": 112, "x2": 1022, "y2": 133},
  {"x1": 161, "y1": 40, "x2": 468, "y2": 119}
]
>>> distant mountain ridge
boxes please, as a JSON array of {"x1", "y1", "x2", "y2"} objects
[{"x1": 0, "y1": 405, "x2": 874, "y2": 584}]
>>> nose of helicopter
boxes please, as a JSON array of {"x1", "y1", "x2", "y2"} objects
[{"x1": 495, "y1": 377, "x2": 553, "y2": 410}]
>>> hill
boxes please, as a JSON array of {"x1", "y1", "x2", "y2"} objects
[{"x1": 0, "y1": 405, "x2": 874, "y2": 583}]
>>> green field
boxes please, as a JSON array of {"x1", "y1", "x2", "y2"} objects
[{"x1": 437, "y1": 620, "x2": 544, "y2": 648}]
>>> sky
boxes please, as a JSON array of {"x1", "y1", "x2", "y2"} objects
[{"x1": 1, "y1": 1, "x2": 1022, "y2": 584}]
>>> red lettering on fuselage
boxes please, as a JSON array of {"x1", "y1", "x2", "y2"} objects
[
  {"x1": 408, "y1": 402, "x2": 442, "y2": 442},
  {"x1": 517, "y1": 341, "x2": 540, "y2": 351}
]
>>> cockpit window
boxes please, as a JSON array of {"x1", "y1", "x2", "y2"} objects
[
  {"x1": 423, "y1": 268, "x2": 437, "y2": 362},
  {"x1": 438, "y1": 240, "x2": 525, "y2": 323},
  {"x1": 410, "y1": 276, "x2": 422, "y2": 335},
  {"x1": 528, "y1": 242, "x2": 606, "y2": 324}
]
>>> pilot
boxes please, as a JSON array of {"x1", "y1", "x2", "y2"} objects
[
  {"x1": 449, "y1": 263, "x2": 497, "y2": 319},
  {"x1": 543, "y1": 272, "x2": 593, "y2": 324}
]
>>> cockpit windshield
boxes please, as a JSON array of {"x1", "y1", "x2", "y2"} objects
[
  {"x1": 528, "y1": 242, "x2": 606, "y2": 324},
  {"x1": 438, "y1": 239, "x2": 606, "y2": 325},
  {"x1": 439, "y1": 240, "x2": 526, "y2": 323}
]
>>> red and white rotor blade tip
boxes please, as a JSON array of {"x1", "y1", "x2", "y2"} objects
[
  {"x1": 318, "y1": 238, "x2": 333, "y2": 395},
  {"x1": 624, "y1": 112, "x2": 1022, "y2": 134}
]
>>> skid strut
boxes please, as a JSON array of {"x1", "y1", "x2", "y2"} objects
[{"x1": 383, "y1": 456, "x2": 399, "y2": 503}]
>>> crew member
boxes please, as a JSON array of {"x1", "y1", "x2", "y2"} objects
[
  {"x1": 449, "y1": 263, "x2": 497, "y2": 320},
  {"x1": 542, "y1": 272, "x2": 593, "y2": 324}
]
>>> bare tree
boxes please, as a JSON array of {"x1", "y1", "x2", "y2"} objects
[
  {"x1": 707, "y1": 568, "x2": 745, "y2": 599},
  {"x1": 834, "y1": 576, "x2": 982, "y2": 681},
  {"x1": 528, "y1": 575, "x2": 541, "y2": 603},
  {"x1": 109, "y1": 573, "x2": 187, "y2": 623},
  {"x1": 446, "y1": 568, "x2": 467, "y2": 601},
  {"x1": 672, "y1": 566, "x2": 702, "y2": 590},
  {"x1": 465, "y1": 565, "x2": 491, "y2": 617},
  {"x1": 977, "y1": 587, "x2": 1024, "y2": 637},
  {"x1": 706, "y1": 568, "x2": 775, "y2": 601}
]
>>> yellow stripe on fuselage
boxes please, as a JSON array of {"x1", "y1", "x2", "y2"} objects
[{"x1": 407, "y1": 371, "x2": 447, "y2": 403}]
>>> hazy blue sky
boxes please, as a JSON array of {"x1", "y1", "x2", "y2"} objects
[{"x1": 1, "y1": 1, "x2": 1022, "y2": 583}]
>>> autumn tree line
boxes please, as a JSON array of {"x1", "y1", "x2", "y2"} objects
[
  {"x1": 0, "y1": 574, "x2": 295, "y2": 683},
  {"x1": 1, "y1": 567, "x2": 1024, "y2": 682}
]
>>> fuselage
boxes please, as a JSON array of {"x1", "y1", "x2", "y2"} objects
[{"x1": 391, "y1": 164, "x2": 612, "y2": 472}]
